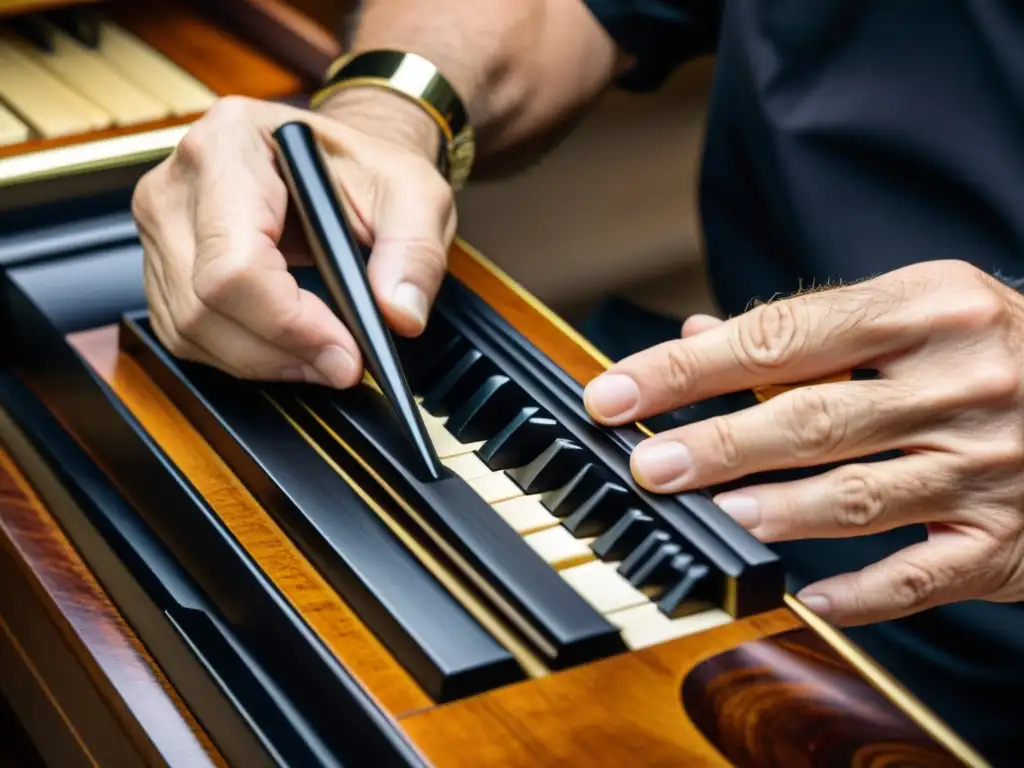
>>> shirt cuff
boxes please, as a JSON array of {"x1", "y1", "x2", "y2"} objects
[{"x1": 582, "y1": 0, "x2": 721, "y2": 92}]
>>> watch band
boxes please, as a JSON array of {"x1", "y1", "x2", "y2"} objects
[{"x1": 310, "y1": 50, "x2": 475, "y2": 190}]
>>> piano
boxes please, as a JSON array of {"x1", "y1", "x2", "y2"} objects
[{"x1": 0, "y1": 1, "x2": 992, "y2": 766}]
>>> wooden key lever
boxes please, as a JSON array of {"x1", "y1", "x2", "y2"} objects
[{"x1": 272, "y1": 120, "x2": 445, "y2": 480}]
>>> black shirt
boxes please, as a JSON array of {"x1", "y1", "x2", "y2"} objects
[{"x1": 581, "y1": 2, "x2": 1024, "y2": 764}]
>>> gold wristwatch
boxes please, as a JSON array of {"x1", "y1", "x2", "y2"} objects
[{"x1": 310, "y1": 50, "x2": 475, "y2": 191}]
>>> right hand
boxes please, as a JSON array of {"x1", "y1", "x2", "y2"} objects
[{"x1": 131, "y1": 90, "x2": 455, "y2": 388}]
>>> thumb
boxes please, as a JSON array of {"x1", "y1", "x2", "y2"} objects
[
  {"x1": 365, "y1": 170, "x2": 456, "y2": 337},
  {"x1": 681, "y1": 313, "x2": 724, "y2": 337}
]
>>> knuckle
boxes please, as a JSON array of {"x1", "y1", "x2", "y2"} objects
[
  {"x1": 174, "y1": 97, "x2": 253, "y2": 167},
  {"x1": 708, "y1": 417, "x2": 744, "y2": 470},
  {"x1": 779, "y1": 387, "x2": 847, "y2": 458},
  {"x1": 963, "y1": 358, "x2": 1020, "y2": 405},
  {"x1": 733, "y1": 300, "x2": 807, "y2": 372},
  {"x1": 662, "y1": 342, "x2": 701, "y2": 394},
  {"x1": 890, "y1": 560, "x2": 939, "y2": 612},
  {"x1": 171, "y1": 299, "x2": 212, "y2": 343},
  {"x1": 833, "y1": 466, "x2": 886, "y2": 530}
]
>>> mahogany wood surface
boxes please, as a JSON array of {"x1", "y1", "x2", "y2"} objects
[
  {"x1": 0, "y1": 446, "x2": 223, "y2": 766},
  {"x1": 68, "y1": 325, "x2": 435, "y2": 717},
  {"x1": 683, "y1": 628, "x2": 962, "y2": 768},
  {"x1": 0, "y1": 0, "x2": 307, "y2": 160}
]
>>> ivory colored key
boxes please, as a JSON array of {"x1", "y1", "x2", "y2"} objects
[
  {"x1": 607, "y1": 603, "x2": 732, "y2": 650},
  {"x1": 466, "y1": 471, "x2": 522, "y2": 504},
  {"x1": 560, "y1": 560, "x2": 649, "y2": 614},
  {"x1": 490, "y1": 496, "x2": 559, "y2": 535},
  {"x1": 441, "y1": 452, "x2": 491, "y2": 481},
  {"x1": 20, "y1": 24, "x2": 169, "y2": 126},
  {"x1": 0, "y1": 102, "x2": 30, "y2": 146},
  {"x1": 94, "y1": 22, "x2": 216, "y2": 115},
  {"x1": 523, "y1": 527, "x2": 595, "y2": 570},
  {"x1": 0, "y1": 38, "x2": 112, "y2": 137},
  {"x1": 421, "y1": 410, "x2": 483, "y2": 458}
]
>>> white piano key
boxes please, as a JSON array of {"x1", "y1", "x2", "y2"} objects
[
  {"x1": 523, "y1": 527, "x2": 595, "y2": 570},
  {"x1": 560, "y1": 560, "x2": 649, "y2": 615},
  {"x1": 94, "y1": 22, "x2": 216, "y2": 116},
  {"x1": 441, "y1": 452, "x2": 492, "y2": 481},
  {"x1": 0, "y1": 101, "x2": 30, "y2": 145},
  {"x1": 490, "y1": 495, "x2": 559, "y2": 535},
  {"x1": 0, "y1": 38, "x2": 112, "y2": 137},
  {"x1": 607, "y1": 603, "x2": 732, "y2": 650},
  {"x1": 420, "y1": 410, "x2": 483, "y2": 458},
  {"x1": 20, "y1": 24, "x2": 169, "y2": 126},
  {"x1": 466, "y1": 471, "x2": 523, "y2": 504}
]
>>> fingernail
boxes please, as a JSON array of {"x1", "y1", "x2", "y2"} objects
[
  {"x1": 631, "y1": 441, "x2": 693, "y2": 489},
  {"x1": 314, "y1": 345, "x2": 356, "y2": 387},
  {"x1": 715, "y1": 494, "x2": 761, "y2": 529},
  {"x1": 585, "y1": 374, "x2": 640, "y2": 420},
  {"x1": 798, "y1": 593, "x2": 831, "y2": 616},
  {"x1": 392, "y1": 282, "x2": 428, "y2": 327}
]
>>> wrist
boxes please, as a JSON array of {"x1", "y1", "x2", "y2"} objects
[{"x1": 314, "y1": 86, "x2": 442, "y2": 164}]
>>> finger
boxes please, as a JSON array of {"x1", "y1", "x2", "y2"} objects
[
  {"x1": 362, "y1": 166, "x2": 455, "y2": 337},
  {"x1": 795, "y1": 531, "x2": 992, "y2": 626},
  {"x1": 584, "y1": 280, "x2": 917, "y2": 424},
  {"x1": 711, "y1": 453, "x2": 960, "y2": 542},
  {"x1": 681, "y1": 314, "x2": 723, "y2": 337},
  {"x1": 627, "y1": 379, "x2": 938, "y2": 493},
  {"x1": 181, "y1": 120, "x2": 362, "y2": 386}
]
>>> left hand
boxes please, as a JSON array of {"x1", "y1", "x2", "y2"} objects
[{"x1": 583, "y1": 260, "x2": 1024, "y2": 626}]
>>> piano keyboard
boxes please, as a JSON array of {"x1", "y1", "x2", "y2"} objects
[
  {"x1": 420, "y1": 404, "x2": 735, "y2": 645},
  {"x1": 118, "y1": 269, "x2": 784, "y2": 705},
  {"x1": 0, "y1": 9, "x2": 216, "y2": 144}
]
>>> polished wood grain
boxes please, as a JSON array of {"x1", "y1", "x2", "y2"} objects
[
  {"x1": 0, "y1": 446, "x2": 224, "y2": 766},
  {"x1": 0, "y1": 0, "x2": 103, "y2": 19},
  {"x1": 0, "y1": 0, "x2": 307, "y2": 160},
  {"x1": 68, "y1": 324, "x2": 435, "y2": 717},
  {"x1": 400, "y1": 609, "x2": 799, "y2": 766},
  {"x1": 683, "y1": 628, "x2": 961, "y2": 768}
]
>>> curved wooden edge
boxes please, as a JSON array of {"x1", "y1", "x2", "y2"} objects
[{"x1": 0, "y1": 446, "x2": 224, "y2": 766}]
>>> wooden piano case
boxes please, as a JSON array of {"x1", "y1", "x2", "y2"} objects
[{"x1": 0, "y1": 1, "x2": 993, "y2": 766}]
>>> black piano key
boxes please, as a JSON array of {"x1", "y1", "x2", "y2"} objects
[
  {"x1": 590, "y1": 509, "x2": 655, "y2": 560},
  {"x1": 11, "y1": 16, "x2": 54, "y2": 51},
  {"x1": 444, "y1": 375, "x2": 531, "y2": 443},
  {"x1": 420, "y1": 348, "x2": 496, "y2": 416},
  {"x1": 120, "y1": 316, "x2": 524, "y2": 702},
  {"x1": 396, "y1": 322, "x2": 464, "y2": 393},
  {"x1": 477, "y1": 408, "x2": 565, "y2": 470},
  {"x1": 540, "y1": 464, "x2": 612, "y2": 518},
  {"x1": 657, "y1": 563, "x2": 711, "y2": 617},
  {"x1": 625, "y1": 544, "x2": 690, "y2": 592},
  {"x1": 49, "y1": 8, "x2": 102, "y2": 47},
  {"x1": 617, "y1": 530, "x2": 673, "y2": 580},
  {"x1": 562, "y1": 483, "x2": 631, "y2": 537},
  {"x1": 507, "y1": 438, "x2": 588, "y2": 495}
]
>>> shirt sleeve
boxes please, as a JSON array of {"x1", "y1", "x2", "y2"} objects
[{"x1": 582, "y1": 0, "x2": 722, "y2": 92}]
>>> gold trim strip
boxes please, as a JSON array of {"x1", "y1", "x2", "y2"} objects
[
  {"x1": 267, "y1": 393, "x2": 548, "y2": 679},
  {"x1": 785, "y1": 594, "x2": 990, "y2": 768},
  {"x1": 0, "y1": 126, "x2": 187, "y2": 187}
]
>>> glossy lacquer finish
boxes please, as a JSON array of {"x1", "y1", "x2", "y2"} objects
[{"x1": 272, "y1": 121, "x2": 444, "y2": 481}]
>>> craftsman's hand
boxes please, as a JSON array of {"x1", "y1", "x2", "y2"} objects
[
  {"x1": 131, "y1": 92, "x2": 453, "y2": 387},
  {"x1": 584, "y1": 260, "x2": 1024, "y2": 627}
]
